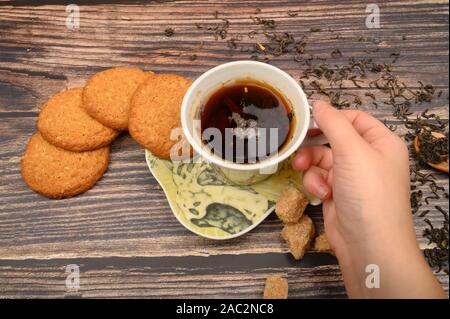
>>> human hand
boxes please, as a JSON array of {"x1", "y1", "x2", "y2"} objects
[{"x1": 292, "y1": 100, "x2": 445, "y2": 298}]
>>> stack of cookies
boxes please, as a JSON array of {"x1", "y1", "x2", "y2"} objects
[{"x1": 21, "y1": 67, "x2": 192, "y2": 199}]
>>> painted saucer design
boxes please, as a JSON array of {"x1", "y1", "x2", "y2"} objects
[{"x1": 145, "y1": 150, "x2": 320, "y2": 240}]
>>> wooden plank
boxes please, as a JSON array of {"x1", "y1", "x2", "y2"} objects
[
  {"x1": 0, "y1": 254, "x2": 447, "y2": 298},
  {"x1": 0, "y1": 254, "x2": 344, "y2": 298}
]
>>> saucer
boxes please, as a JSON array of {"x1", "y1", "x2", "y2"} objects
[{"x1": 145, "y1": 150, "x2": 321, "y2": 240}]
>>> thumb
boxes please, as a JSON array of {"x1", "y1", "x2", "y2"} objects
[{"x1": 312, "y1": 101, "x2": 365, "y2": 151}]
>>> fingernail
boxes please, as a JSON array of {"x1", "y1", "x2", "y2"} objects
[{"x1": 316, "y1": 184, "x2": 329, "y2": 199}]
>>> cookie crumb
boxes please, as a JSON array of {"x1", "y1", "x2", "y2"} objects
[
  {"x1": 275, "y1": 186, "x2": 309, "y2": 223},
  {"x1": 263, "y1": 276, "x2": 288, "y2": 299}
]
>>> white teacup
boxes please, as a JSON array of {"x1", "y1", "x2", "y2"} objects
[{"x1": 181, "y1": 60, "x2": 326, "y2": 185}]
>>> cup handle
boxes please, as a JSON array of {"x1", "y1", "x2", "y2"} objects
[{"x1": 301, "y1": 119, "x2": 328, "y2": 147}]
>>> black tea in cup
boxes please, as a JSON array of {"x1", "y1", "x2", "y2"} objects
[{"x1": 200, "y1": 80, "x2": 295, "y2": 163}]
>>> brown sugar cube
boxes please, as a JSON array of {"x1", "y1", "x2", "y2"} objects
[
  {"x1": 313, "y1": 233, "x2": 332, "y2": 252},
  {"x1": 281, "y1": 215, "x2": 315, "y2": 260},
  {"x1": 263, "y1": 276, "x2": 288, "y2": 299},
  {"x1": 275, "y1": 186, "x2": 309, "y2": 223}
]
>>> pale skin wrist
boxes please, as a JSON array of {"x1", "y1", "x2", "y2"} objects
[{"x1": 335, "y1": 229, "x2": 446, "y2": 298}]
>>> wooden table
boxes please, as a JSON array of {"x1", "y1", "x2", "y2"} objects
[{"x1": 0, "y1": 0, "x2": 448, "y2": 298}]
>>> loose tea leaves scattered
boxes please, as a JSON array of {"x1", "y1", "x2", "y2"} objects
[
  {"x1": 164, "y1": 27, "x2": 175, "y2": 37},
  {"x1": 418, "y1": 131, "x2": 449, "y2": 165},
  {"x1": 423, "y1": 206, "x2": 449, "y2": 274},
  {"x1": 251, "y1": 16, "x2": 277, "y2": 29}
]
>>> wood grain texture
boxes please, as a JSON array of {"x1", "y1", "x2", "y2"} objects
[
  {"x1": 0, "y1": 0, "x2": 448, "y2": 298},
  {"x1": 0, "y1": 254, "x2": 344, "y2": 298}
]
